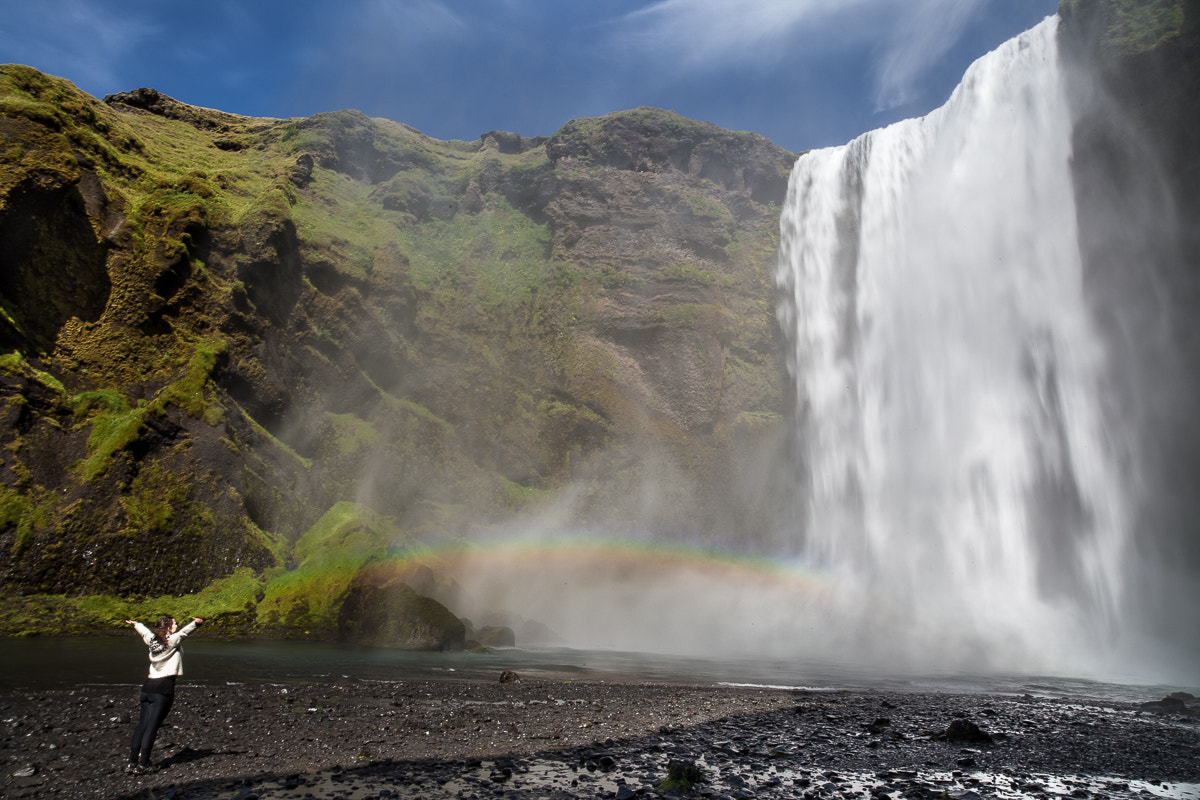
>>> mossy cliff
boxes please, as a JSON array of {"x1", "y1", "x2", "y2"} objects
[{"x1": 0, "y1": 68, "x2": 795, "y2": 639}]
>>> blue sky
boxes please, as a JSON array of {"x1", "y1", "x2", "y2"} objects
[{"x1": 1, "y1": 0, "x2": 1059, "y2": 153}]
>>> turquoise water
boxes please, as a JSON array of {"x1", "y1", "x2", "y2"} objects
[{"x1": 0, "y1": 636, "x2": 1190, "y2": 706}]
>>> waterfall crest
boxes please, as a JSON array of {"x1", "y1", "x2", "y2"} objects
[{"x1": 776, "y1": 16, "x2": 1131, "y2": 675}]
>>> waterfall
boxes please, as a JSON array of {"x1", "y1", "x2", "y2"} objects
[{"x1": 776, "y1": 16, "x2": 1131, "y2": 675}]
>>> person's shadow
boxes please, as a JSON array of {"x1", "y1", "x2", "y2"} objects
[{"x1": 158, "y1": 747, "x2": 228, "y2": 768}]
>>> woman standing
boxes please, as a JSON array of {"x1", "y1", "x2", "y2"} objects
[{"x1": 124, "y1": 615, "x2": 204, "y2": 774}]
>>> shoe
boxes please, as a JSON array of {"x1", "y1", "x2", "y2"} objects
[
  {"x1": 133, "y1": 763, "x2": 152, "y2": 775},
  {"x1": 125, "y1": 763, "x2": 138, "y2": 775}
]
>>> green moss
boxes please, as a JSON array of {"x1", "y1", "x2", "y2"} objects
[
  {"x1": 658, "y1": 760, "x2": 705, "y2": 793},
  {"x1": 0, "y1": 593, "x2": 120, "y2": 635},
  {"x1": 78, "y1": 401, "x2": 144, "y2": 481},
  {"x1": 390, "y1": 397, "x2": 452, "y2": 429},
  {"x1": 682, "y1": 191, "x2": 736, "y2": 227},
  {"x1": 329, "y1": 412, "x2": 381, "y2": 455},
  {"x1": 0, "y1": 63, "x2": 794, "y2": 625},
  {"x1": 500, "y1": 478, "x2": 552, "y2": 509},
  {"x1": 596, "y1": 262, "x2": 641, "y2": 289},
  {"x1": 148, "y1": 567, "x2": 267, "y2": 624},
  {"x1": 119, "y1": 461, "x2": 189, "y2": 533},
  {"x1": 293, "y1": 501, "x2": 402, "y2": 561},
  {"x1": 657, "y1": 303, "x2": 702, "y2": 328},
  {"x1": 71, "y1": 389, "x2": 129, "y2": 421},
  {"x1": 403, "y1": 202, "x2": 552, "y2": 309},
  {"x1": 0, "y1": 486, "x2": 55, "y2": 555},
  {"x1": 664, "y1": 263, "x2": 716, "y2": 286},
  {"x1": 74, "y1": 595, "x2": 138, "y2": 626},
  {"x1": 1061, "y1": 0, "x2": 1188, "y2": 53}
]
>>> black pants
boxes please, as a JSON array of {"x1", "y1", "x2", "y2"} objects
[{"x1": 129, "y1": 690, "x2": 174, "y2": 764}]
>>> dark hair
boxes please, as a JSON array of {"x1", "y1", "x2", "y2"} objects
[{"x1": 150, "y1": 617, "x2": 175, "y2": 647}]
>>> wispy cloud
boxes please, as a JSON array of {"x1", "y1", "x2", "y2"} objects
[
  {"x1": 0, "y1": 0, "x2": 160, "y2": 91},
  {"x1": 606, "y1": 0, "x2": 990, "y2": 109},
  {"x1": 353, "y1": 0, "x2": 470, "y2": 46},
  {"x1": 609, "y1": 0, "x2": 869, "y2": 71},
  {"x1": 872, "y1": 0, "x2": 987, "y2": 110}
]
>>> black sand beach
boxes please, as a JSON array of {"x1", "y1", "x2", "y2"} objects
[{"x1": 2, "y1": 678, "x2": 1198, "y2": 799}]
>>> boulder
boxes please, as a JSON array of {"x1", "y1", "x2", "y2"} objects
[
  {"x1": 469, "y1": 625, "x2": 516, "y2": 648},
  {"x1": 1139, "y1": 692, "x2": 1200, "y2": 715},
  {"x1": 336, "y1": 581, "x2": 466, "y2": 650},
  {"x1": 942, "y1": 719, "x2": 993, "y2": 744}
]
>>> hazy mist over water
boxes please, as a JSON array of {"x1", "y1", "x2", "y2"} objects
[{"x1": 427, "y1": 16, "x2": 1200, "y2": 690}]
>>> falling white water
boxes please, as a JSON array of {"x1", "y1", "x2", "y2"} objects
[{"x1": 776, "y1": 17, "x2": 1131, "y2": 676}]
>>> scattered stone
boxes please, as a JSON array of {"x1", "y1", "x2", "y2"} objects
[
  {"x1": 499, "y1": 670, "x2": 521, "y2": 684},
  {"x1": 2, "y1": 681, "x2": 1199, "y2": 799}
]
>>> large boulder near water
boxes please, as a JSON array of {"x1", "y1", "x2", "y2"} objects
[
  {"x1": 337, "y1": 581, "x2": 466, "y2": 651},
  {"x1": 465, "y1": 622, "x2": 516, "y2": 649}
]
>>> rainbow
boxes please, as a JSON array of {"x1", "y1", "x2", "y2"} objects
[
  {"x1": 411, "y1": 536, "x2": 824, "y2": 590},
  {"x1": 381, "y1": 536, "x2": 831, "y2": 654}
]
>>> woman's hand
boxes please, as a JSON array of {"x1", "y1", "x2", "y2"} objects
[
  {"x1": 124, "y1": 620, "x2": 136, "y2": 625},
  {"x1": 192, "y1": 617, "x2": 204, "y2": 624}
]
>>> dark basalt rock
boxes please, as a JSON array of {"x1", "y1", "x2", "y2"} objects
[
  {"x1": 942, "y1": 718, "x2": 994, "y2": 743},
  {"x1": 336, "y1": 581, "x2": 466, "y2": 651}
]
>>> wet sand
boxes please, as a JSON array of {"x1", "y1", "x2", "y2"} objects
[{"x1": 2, "y1": 677, "x2": 1198, "y2": 799}]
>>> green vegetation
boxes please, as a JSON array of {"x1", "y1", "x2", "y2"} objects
[
  {"x1": 0, "y1": 486, "x2": 55, "y2": 555},
  {"x1": 1060, "y1": 0, "x2": 1190, "y2": 53},
  {"x1": 255, "y1": 502, "x2": 414, "y2": 635},
  {"x1": 151, "y1": 338, "x2": 228, "y2": 423},
  {"x1": 664, "y1": 263, "x2": 717, "y2": 286},
  {"x1": 329, "y1": 413, "x2": 381, "y2": 455},
  {"x1": 77, "y1": 398, "x2": 144, "y2": 481},
  {"x1": 402, "y1": 202, "x2": 552, "y2": 309},
  {"x1": 658, "y1": 760, "x2": 705, "y2": 793}
]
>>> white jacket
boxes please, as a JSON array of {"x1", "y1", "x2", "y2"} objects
[{"x1": 133, "y1": 619, "x2": 201, "y2": 678}]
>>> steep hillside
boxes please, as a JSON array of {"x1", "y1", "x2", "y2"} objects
[{"x1": 0, "y1": 67, "x2": 795, "y2": 637}]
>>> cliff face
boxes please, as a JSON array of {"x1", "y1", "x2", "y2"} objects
[
  {"x1": 0, "y1": 68, "x2": 794, "y2": 630},
  {"x1": 1058, "y1": 0, "x2": 1200, "y2": 633}
]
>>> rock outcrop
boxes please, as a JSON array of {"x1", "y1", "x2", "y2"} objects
[
  {"x1": 337, "y1": 581, "x2": 466, "y2": 651},
  {"x1": 1058, "y1": 0, "x2": 1200, "y2": 633}
]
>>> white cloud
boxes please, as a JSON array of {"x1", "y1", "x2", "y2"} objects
[
  {"x1": 0, "y1": 0, "x2": 159, "y2": 91},
  {"x1": 607, "y1": 0, "x2": 990, "y2": 108},
  {"x1": 872, "y1": 0, "x2": 987, "y2": 110},
  {"x1": 610, "y1": 0, "x2": 870, "y2": 71}
]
